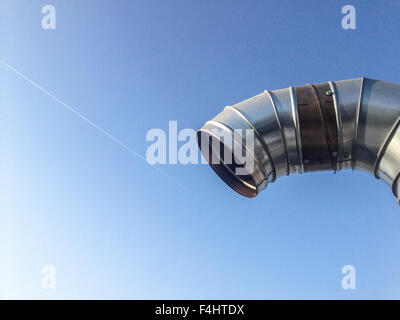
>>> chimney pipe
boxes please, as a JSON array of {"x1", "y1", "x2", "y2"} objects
[{"x1": 197, "y1": 78, "x2": 400, "y2": 202}]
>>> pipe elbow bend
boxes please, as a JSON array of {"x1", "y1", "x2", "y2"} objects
[{"x1": 197, "y1": 78, "x2": 400, "y2": 202}]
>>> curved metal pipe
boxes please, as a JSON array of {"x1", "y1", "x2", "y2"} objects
[{"x1": 197, "y1": 78, "x2": 400, "y2": 202}]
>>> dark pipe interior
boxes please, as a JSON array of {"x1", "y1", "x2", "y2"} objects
[{"x1": 197, "y1": 131, "x2": 257, "y2": 198}]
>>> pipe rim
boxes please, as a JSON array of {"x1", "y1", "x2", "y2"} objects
[{"x1": 196, "y1": 128, "x2": 262, "y2": 198}]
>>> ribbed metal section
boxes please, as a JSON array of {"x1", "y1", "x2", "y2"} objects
[{"x1": 197, "y1": 78, "x2": 400, "y2": 202}]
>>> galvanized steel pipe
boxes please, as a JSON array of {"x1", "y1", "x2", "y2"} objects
[{"x1": 197, "y1": 78, "x2": 400, "y2": 202}]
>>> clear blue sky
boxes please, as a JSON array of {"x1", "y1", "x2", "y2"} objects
[{"x1": 1, "y1": 0, "x2": 400, "y2": 299}]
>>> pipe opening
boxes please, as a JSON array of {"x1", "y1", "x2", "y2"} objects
[{"x1": 197, "y1": 130, "x2": 257, "y2": 198}]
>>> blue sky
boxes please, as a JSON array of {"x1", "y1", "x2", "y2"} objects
[{"x1": 1, "y1": 0, "x2": 400, "y2": 299}]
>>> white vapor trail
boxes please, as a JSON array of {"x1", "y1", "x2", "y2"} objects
[{"x1": 0, "y1": 59, "x2": 183, "y2": 187}]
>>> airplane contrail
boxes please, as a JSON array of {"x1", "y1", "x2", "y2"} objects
[{"x1": 0, "y1": 59, "x2": 183, "y2": 187}]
